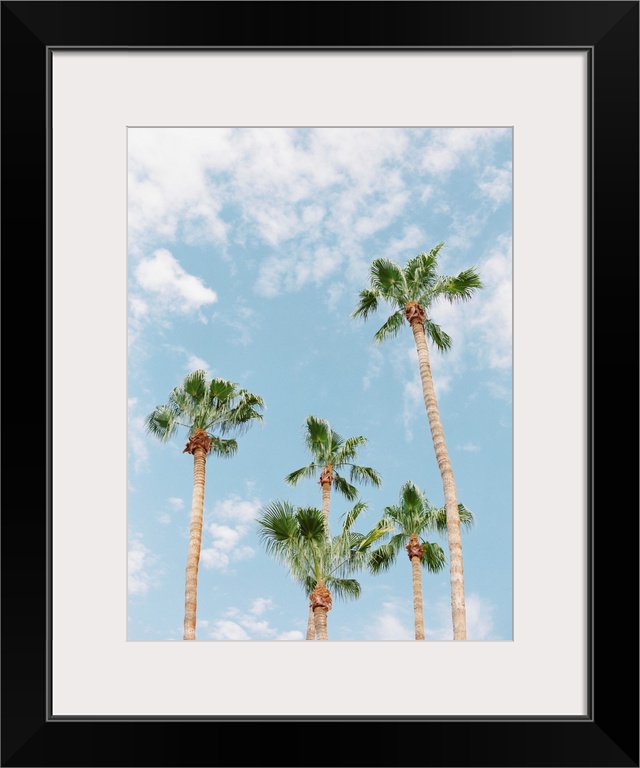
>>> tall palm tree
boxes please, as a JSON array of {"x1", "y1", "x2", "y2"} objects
[
  {"x1": 352, "y1": 243, "x2": 482, "y2": 640},
  {"x1": 256, "y1": 500, "x2": 390, "y2": 640},
  {"x1": 145, "y1": 369, "x2": 265, "y2": 640},
  {"x1": 285, "y1": 415, "x2": 382, "y2": 637},
  {"x1": 369, "y1": 481, "x2": 474, "y2": 640}
]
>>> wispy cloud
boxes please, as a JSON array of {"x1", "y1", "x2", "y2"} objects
[
  {"x1": 365, "y1": 600, "x2": 414, "y2": 640},
  {"x1": 478, "y1": 163, "x2": 512, "y2": 206},
  {"x1": 421, "y1": 128, "x2": 509, "y2": 176},
  {"x1": 474, "y1": 234, "x2": 513, "y2": 371},
  {"x1": 128, "y1": 533, "x2": 161, "y2": 596},
  {"x1": 427, "y1": 593, "x2": 499, "y2": 640},
  {"x1": 199, "y1": 495, "x2": 262, "y2": 570},
  {"x1": 128, "y1": 397, "x2": 149, "y2": 473},
  {"x1": 207, "y1": 597, "x2": 304, "y2": 640}
]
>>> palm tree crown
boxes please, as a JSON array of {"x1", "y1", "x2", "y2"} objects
[
  {"x1": 352, "y1": 242, "x2": 483, "y2": 348},
  {"x1": 145, "y1": 369, "x2": 265, "y2": 457},
  {"x1": 285, "y1": 415, "x2": 381, "y2": 502},
  {"x1": 256, "y1": 499, "x2": 390, "y2": 640},
  {"x1": 369, "y1": 481, "x2": 474, "y2": 640},
  {"x1": 370, "y1": 482, "x2": 474, "y2": 573}
]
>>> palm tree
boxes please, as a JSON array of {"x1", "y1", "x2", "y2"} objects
[
  {"x1": 256, "y1": 500, "x2": 390, "y2": 640},
  {"x1": 352, "y1": 243, "x2": 482, "y2": 640},
  {"x1": 369, "y1": 481, "x2": 474, "y2": 640},
  {"x1": 285, "y1": 415, "x2": 382, "y2": 531},
  {"x1": 285, "y1": 415, "x2": 382, "y2": 637},
  {"x1": 145, "y1": 369, "x2": 265, "y2": 640}
]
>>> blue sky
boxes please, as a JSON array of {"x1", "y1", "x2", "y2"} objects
[{"x1": 127, "y1": 126, "x2": 512, "y2": 642}]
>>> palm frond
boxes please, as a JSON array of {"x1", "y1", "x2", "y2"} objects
[
  {"x1": 423, "y1": 319, "x2": 453, "y2": 352},
  {"x1": 285, "y1": 464, "x2": 319, "y2": 486},
  {"x1": 303, "y1": 415, "x2": 333, "y2": 457},
  {"x1": 144, "y1": 405, "x2": 181, "y2": 442},
  {"x1": 430, "y1": 502, "x2": 474, "y2": 534},
  {"x1": 256, "y1": 500, "x2": 300, "y2": 558},
  {"x1": 458, "y1": 503, "x2": 475, "y2": 529},
  {"x1": 208, "y1": 377, "x2": 237, "y2": 404},
  {"x1": 295, "y1": 507, "x2": 327, "y2": 544},
  {"x1": 433, "y1": 268, "x2": 483, "y2": 303},
  {"x1": 404, "y1": 249, "x2": 439, "y2": 297},
  {"x1": 217, "y1": 389, "x2": 265, "y2": 436},
  {"x1": 373, "y1": 309, "x2": 406, "y2": 344},
  {"x1": 348, "y1": 464, "x2": 382, "y2": 488},
  {"x1": 352, "y1": 288, "x2": 380, "y2": 320},
  {"x1": 339, "y1": 500, "x2": 368, "y2": 533},
  {"x1": 332, "y1": 474, "x2": 358, "y2": 501},
  {"x1": 420, "y1": 540, "x2": 447, "y2": 573},
  {"x1": 208, "y1": 436, "x2": 238, "y2": 458},
  {"x1": 182, "y1": 369, "x2": 208, "y2": 401},
  {"x1": 335, "y1": 435, "x2": 368, "y2": 463},
  {"x1": 370, "y1": 258, "x2": 406, "y2": 298},
  {"x1": 326, "y1": 578, "x2": 361, "y2": 602},
  {"x1": 368, "y1": 543, "x2": 397, "y2": 574}
]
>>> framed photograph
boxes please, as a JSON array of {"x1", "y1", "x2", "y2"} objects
[{"x1": 3, "y1": 1, "x2": 637, "y2": 766}]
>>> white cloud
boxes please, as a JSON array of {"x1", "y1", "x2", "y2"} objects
[
  {"x1": 130, "y1": 127, "x2": 417, "y2": 300},
  {"x1": 365, "y1": 600, "x2": 414, "y2": 640},
  {"x1": 128, "y1": 398, "x2": 149, "y2": 473},
  {"x1": 362, "y1": 347, "x2": 384, "y2": 391},
  {"x1": 421, "y1": 128, "x2": 509, "y2": 176},
  {"x1": 128, "y1": 127, "x2": 235, "y2": 256},
  {"x1": 426, "y1": 592, "x2": 497, "y2": 640},
  {"x1": 207, "y1": 597, "x2": 300, "y2": 640},
  {"x1": 474, "y1": 234, "x2": 513, "y2": 371},
  {"x1": 128, "y1": 534, "x2": 160, "y2": 596},
  {"x1": 213, "y1": 494, "x2": 262, "y2": 524},
  {"x1": 200, "y1": 523, "x2": 254, "y2": 570},
  {"x1": 385, "y1": 225, "x2": 427, "y2": 260},
  {"x1": 249, "y1": 597, "x2": 273, "y2": 616},
  {"x1": 134, "y1": 248, "x2": 218, "y2": 314},
  {"x1": 208, "y1": 620, "x2": 251, "y2": 641},
  {"x1": 478, "y1": 163, "x2": 512, "y2": 206},
  {"x1": 199, "y1": 497, "x2": 260, "y2": 570}
]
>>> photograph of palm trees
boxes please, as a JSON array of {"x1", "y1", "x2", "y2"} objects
[{"x1": 127, "y1": 127, "x2": 513, "y2": 641}]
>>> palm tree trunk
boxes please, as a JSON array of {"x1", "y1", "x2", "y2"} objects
[
  {"x1": 319, "y1": 467, "x2": 332, "y2": 534},
  {"x1": 306, "y1": 605, "x2": 316, "y2": 640},
  {"x1": 314, "y1": 474, "x2": 333, "y2": 641},
  {"x1": 410, "y1": 319, "x2": 467, "y2": 640},
  {"x1": 313, "y1": 607, "x2": 329, "y2": 640},
  {"x1": 408, "y1": 538, "x2": 426, "y2": 640},
  {"x1": 310, "y1": 581, "x2": 332, "y2": 640},
  {"x1": 184, "y1": 446, "x2": 207, "y2": 640}
]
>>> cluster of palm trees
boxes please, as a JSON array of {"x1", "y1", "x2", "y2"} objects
[{"x1": 144, "y1": 243, "x2": 482, "y2": 641}]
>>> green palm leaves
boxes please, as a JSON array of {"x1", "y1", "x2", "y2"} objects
[
  {"x1": 369, "y1": 481, "x2": 474, "y2": 640},
  {"x1": 145, "y1": 369, "x2": 265, "y2": 456},
  {"x1": 352, "y1": 243, "x2": 483, "y2": 348},
  {"x1": 256, "y1": 500, "x2": 391, "y2": 640},
  {"x1": 369, "y1": 481, "x2": 474, "y2": 574},
  {"x1": 285, "y1": 415, "x2": 382, "y2": 502}
]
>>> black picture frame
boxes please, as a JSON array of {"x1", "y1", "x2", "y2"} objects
[{"x1": 2, "y1": 2, "x2": 638, "y2": 766}]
